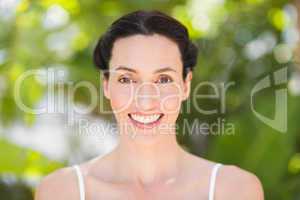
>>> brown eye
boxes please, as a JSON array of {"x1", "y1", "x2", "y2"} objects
[
  {"x1": 156, "y1": 75, "x2": 173, "y2": 84},
  {"x1": 118, "y1": 76, "x2": 136, "y2": 84}
]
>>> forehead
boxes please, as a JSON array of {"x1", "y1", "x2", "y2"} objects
[{"x1": 109, "y1": 34, "x2": 182, "y2": 74}]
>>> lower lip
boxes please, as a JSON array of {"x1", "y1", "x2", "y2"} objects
[{"x1": 128, "y1": 114, "x2": 163, "y2": 129}]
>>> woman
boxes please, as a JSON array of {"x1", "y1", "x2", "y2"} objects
[{"x1": 35, "y1": 10, "x2": 264, "y2": 200}]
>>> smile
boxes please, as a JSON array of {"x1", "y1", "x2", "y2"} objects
[{"x1": 128, "y1": 113, "x2": 164, "y2": 128}]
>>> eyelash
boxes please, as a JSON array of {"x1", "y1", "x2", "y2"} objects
[
  {"x1": 118, "y1": 76, "x2": 136, "y2": 84},
  {"x1": 117, "y1": 75, "x2": 173, "y2": 84},
  {"x1": 155, "y1": 75, "x2": 173, "y2": 84}
]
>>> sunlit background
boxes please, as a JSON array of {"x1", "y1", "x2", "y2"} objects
[{"x1": 0, "y1": 0, "x2": 300, "y2": 199}]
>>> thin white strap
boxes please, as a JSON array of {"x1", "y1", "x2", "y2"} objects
[
  {"x1": 208, "y1": 163, "x2": 222, "y2": 200},
  {"x1": 73, "y1": 165, "x2": 85, "y2": 200}
]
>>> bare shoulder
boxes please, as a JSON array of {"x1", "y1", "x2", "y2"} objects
[
  {"x1": 34, "y1": 166, "x2": 78, "y2": 200},
  {"x1": 217, "y1": 165, "x2": 264, "y2": 200}
]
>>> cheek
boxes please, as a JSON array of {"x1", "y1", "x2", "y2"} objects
[
  {"x1": 159, "y1": 84, "x2": 183, "y2": 114},
  {"x1": 109, "y1": 84, "x2": 134, "y2": 114},
  {"x1": 108, "y1": 83, "x2": 184, "y2": 116}
]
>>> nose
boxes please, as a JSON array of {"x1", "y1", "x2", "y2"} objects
[{"x1": 135, "y1": 82, "x2": 160, "y2": 112}]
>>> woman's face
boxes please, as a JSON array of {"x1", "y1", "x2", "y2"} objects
[{"x1": 102, "y1": 34, "x2": 192, "y2": 143}]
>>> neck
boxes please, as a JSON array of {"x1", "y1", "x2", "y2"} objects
[{"x1": 114, "y1": 133, "x2": 185, "y2": 187}]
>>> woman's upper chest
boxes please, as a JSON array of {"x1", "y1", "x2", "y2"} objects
[{"x1": 84, "y1": 174, "x2": 210, "y2": 200}]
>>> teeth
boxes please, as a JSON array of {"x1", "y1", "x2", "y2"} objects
[{"x1": 130, "y1": 114, "x2": 161, "y2": 124}]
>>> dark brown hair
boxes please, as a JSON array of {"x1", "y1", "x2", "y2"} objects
[{"x1": 93, "y1": 9, "x2": 199, "y2": 80}]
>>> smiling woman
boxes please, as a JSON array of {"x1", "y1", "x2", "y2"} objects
[{"x1": 34, "y1": 9, "x2": 264, "y2": 200}]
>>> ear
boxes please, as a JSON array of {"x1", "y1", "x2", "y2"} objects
[
  {"x1": 182, "y1": 71, "x2": 192, "y2": 101},
  {"x1": 102, "y1": 74, "x2": 110, "y2": 99}
]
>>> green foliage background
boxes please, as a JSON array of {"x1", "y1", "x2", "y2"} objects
[{"x1": 0, "y1": 0, "x2": 300, "y2": 199}]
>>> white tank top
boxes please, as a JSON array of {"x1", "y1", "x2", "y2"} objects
[{"x1": 73, "y1": 163, "x2": 223, "y2": 200}]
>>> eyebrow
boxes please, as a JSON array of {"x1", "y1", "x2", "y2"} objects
[{"x1": 114, "y1": 65, "x2": 177, "y2": 74}]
